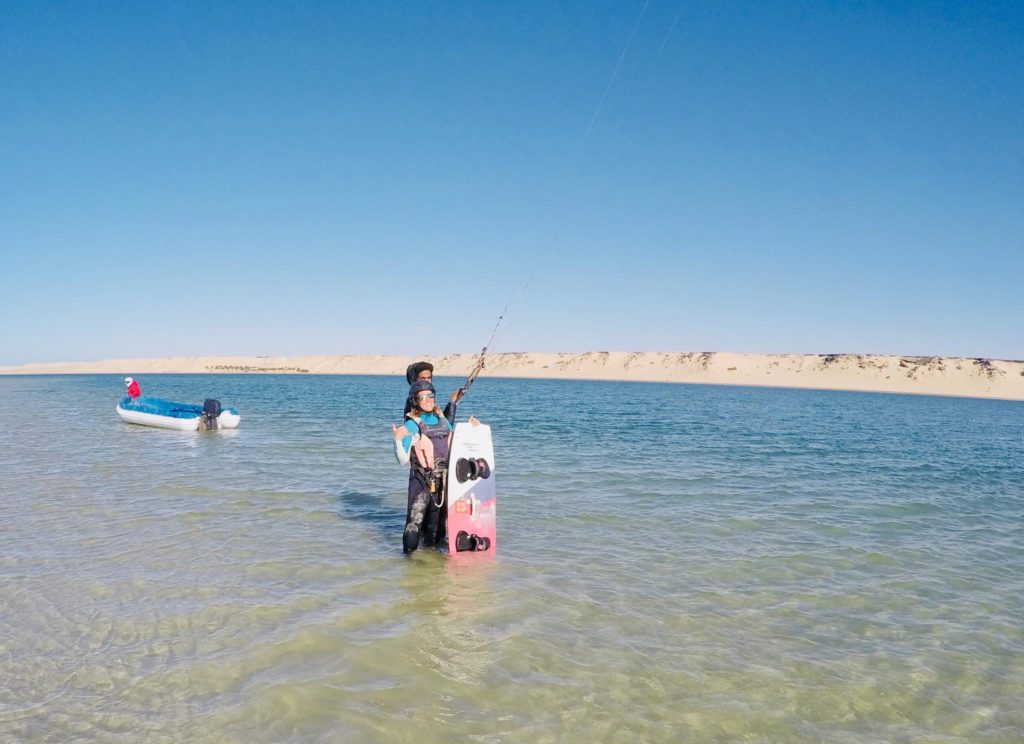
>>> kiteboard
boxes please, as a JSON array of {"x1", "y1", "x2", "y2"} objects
[{"x1": 446, "y1": 421, "x2": 496, "y2": 555}]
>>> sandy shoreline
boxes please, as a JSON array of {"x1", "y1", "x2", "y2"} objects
[{"x1": 2, "y1": 352, "x2": 1023, "y2": 401}]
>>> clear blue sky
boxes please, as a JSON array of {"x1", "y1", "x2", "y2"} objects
[{"x1": 2, "y1": 1, "x2": 1021, "y2": 365}]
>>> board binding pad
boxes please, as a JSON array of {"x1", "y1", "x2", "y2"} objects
[{"x1": 446, "y1": 421, "x2": 496, "y2": 555}]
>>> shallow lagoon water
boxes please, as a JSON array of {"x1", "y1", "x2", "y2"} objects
[{"x1": 1, "y1": 374, "x2": 1022, "y2": 742}]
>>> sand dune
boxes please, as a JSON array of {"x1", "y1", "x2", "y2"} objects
[{"x1": 2, "y1": 352, "x2": 1023, "y2": 401}]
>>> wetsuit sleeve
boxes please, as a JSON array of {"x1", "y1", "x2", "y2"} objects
[
  {"x1": 443, "y1": 400, "x2": 457, "y2": 422},
  {"x1": 394, "y1": 420, "x2": 419, "y2": 465}
]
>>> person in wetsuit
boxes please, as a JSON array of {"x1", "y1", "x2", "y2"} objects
[{"x1": 392, "y1": 380, "x2": 453, "y2": 554}]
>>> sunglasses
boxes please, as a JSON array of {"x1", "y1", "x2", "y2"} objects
[{"x1": 416, "y1": 392, "x2": 435, "y2": 400}]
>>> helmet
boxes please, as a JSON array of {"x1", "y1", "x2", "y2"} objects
[
  {"x1": 124, "y1": 377, "x2": 133, "y2": 385},
  {"x1": 406, "y1": 361, "x2": 434, "y2": 385},
  {"x1": 407, "y1": 380, "x2": 436, "y2": 406}
]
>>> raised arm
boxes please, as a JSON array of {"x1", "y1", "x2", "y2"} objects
[{"x1": 443, "y1": 388, "x2": 464, "y2": 422}]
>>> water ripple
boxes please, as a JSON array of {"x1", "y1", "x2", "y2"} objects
[{"x1": 0, "y1": 375, "x2": 1022, "y2": 741}]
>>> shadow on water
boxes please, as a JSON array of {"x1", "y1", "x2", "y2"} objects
[{"x1": 334, "y1": 488, "x2": 405, "y2": 540}]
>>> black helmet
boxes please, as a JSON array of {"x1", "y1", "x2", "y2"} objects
[
  {"x1": 407, "y1": 380, "x2": 436, "y2": 406},
  {"x1": 406, "y1": 361, "x2": 434, "y2": 385}
]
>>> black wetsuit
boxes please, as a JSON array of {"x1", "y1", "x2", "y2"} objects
[{"x1": 397, "y1": 412, "x2": 452, "y2": 553}]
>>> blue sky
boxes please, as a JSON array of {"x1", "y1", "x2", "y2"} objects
[{"x1": 2, "y1": 1, "x2": 1021, "y2": 365}]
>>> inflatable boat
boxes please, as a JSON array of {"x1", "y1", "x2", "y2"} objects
[{"x1": 116, "y1": 396, "x2": 241, "y2": 431}]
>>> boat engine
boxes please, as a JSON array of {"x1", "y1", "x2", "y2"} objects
[{"x1": 199, "y1": 398, "x2": 222, "y2": 431}]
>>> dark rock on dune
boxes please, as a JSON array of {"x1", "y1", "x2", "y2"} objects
[{"x1": 973, "y1": 358, "x2": 1004, "y2": 379}]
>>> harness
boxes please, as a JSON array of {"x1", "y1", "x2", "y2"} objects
[
  {"x1": 411, "y1": 458, "x2": 448, "y2": 508},
  {"x1": 407, "y1": 413, "x2": 451, "y2": 508}
]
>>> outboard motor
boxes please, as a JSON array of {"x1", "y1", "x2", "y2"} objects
[{"x1": 199, "y1": 399, "x2": 221, "y2": 431}]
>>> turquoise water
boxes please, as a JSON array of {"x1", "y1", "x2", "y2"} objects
[{"x1": 1, "y1": 374, "x2": 1022, "y2": 742}]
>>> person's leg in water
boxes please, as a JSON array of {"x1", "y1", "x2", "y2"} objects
[
  {"x1": 421, "y1": 482, "x2": 440, "y2": 548},
  {"x1": 403, "y1": 471, "x2": 440, "y2": 553},
  {"x1": 434, "y1": 470, "x2": 448, "y2": 547}
]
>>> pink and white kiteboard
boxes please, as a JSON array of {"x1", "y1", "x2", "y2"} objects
[{"x1": 446, "y1": 421, "x2": 496, "y2": 555}]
